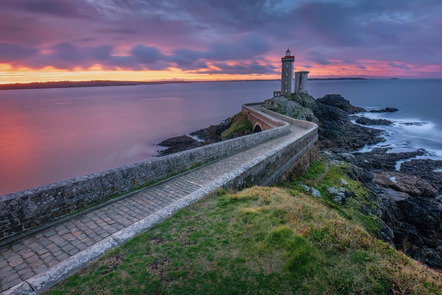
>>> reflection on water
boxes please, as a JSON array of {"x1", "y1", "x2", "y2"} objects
[
  {"x1": 1, "y1": 79, "x2": 441, "y2": 195},
  {"x1": 0, "y1": 82, "x2": 279, "y2": 195}
]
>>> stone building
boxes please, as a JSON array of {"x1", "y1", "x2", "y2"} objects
[
  {"x1": 275, "y1": 49, "x2": 309, "y2": 97},
  {"x1": 280, "y1": 48, "x2": 294, "y2": 95},
  {"x1": 294, "y1": 71, "x2": 309, "y2": 94}
]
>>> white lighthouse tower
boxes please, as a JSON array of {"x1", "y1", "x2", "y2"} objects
[{"x1": 280, "y1": 48, "x2": 295, "y2": 96}]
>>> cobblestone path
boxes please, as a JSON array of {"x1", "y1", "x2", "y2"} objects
[{"x1": 0, "y1": 117, "x2": 310, "y2": 294}]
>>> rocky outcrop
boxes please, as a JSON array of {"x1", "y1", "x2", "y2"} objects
[
  {"x1": 316, "y1": 94, "x2": 366, "y2": 114},
  {"x1": 373, "y1": 172, "x2": 438, "y2": 198},
  {"x1": 158, "y1": 135, "x2": 203, "y2": 156},
  {"x1": 355, "y1": 117, "x2": 393, "y2": 126},
  {"x1": 400, "y1": 159, "x2": 442, "y2": 194},
  {"x1": 158, "y1": 113, "x2": 252, "y2": 156},
  {"x1": 379, "y1": 189, "x2": 442, "y2": 269},
  {"x1": 351, "y1": 148, "x2": 426, "y2": 172},
  {"x1": 314, "y1": 102, "x2": 385, "y2": 151},
  {"x1": 271, "y1": 96, "x2": 318, "y2": 123},
  {"x1": 369, "y1": 107, "x2": 398, "y2": 113},
  {"x1": 334, "y1": 148, "x2": 442, "y2": 269}
]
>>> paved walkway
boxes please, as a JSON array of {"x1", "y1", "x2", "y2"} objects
[{"x1": 0, "y1": 109, "x2": 312, "y2": 294}]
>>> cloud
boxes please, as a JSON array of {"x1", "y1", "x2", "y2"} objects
[
  {"x1": 205, "y1": 62, "x2": 277, "y2": 75},
  {"x1": 3, "y1": 0, "x2": 98, "y2": 18},
  {"x1": 0, "y1": 0, "x2": 441, "y2": 77},
  {"x1": 0, "y1": 43, "x2": 37, "y2": 62},
  {"x1": 131, "y1": 44, "x2": 165, "y2": 64}
]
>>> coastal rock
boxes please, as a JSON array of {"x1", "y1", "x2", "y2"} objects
[
  {"x1": 379, "y1": 189, "x2": 442, "y2": 269},
  {"x1": 272, "y1": 96, "x2": 318, "y2": 123},
  {"x1": 355, "y1": 117, "x2": 393, "y2": 126},
  {"x1": 400, "y1": 159, "x2": 442, "y2": 194},
  {"x1": 352, "y1": 148, "x2": 426, "y2": 172},
  {"x1": 316, "y1": 94, "x2": 366, "y2": 114},
  {"x1": 287, "y1": 93, "x2": 319, "y2": 113},
  {"x1": 373, "y1": 172, "x2": 438, "y2": 197},
  {"x1": 346, "y1": 164, "x2": 374, "y2": 183},
  {"x1": 158, "y1": 135, "x2": 203, "y2": 156},
  {"x1": 369, "y1": 107, "x2": 398, "y2": 113},
  {"x1": 158, "y1": 135, "x2": 197, "y2": 147}
]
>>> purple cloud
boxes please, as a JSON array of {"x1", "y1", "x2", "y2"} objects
[{"x1": 0, "y1": 0, "x2": 441, "y2": 76}]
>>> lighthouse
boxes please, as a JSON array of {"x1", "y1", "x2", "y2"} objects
[{"x1": 280, "y1": 48, "x2": 295, "y2": 96}]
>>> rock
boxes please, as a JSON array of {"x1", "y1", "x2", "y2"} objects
[
  {"x1": 379, "y1": 188, "x2": 442, "y2": 269},
  {"x1": 327, "y1": 187, "x2": 347, "y2": 205},
  {"x1": 352, "y1": 148, "x2": 426, "y2": 172},
  {"x1": 158, "y1": 113, "x2": 250, "y2": 156},
  {"x1": 340, "y1": 178, "x2": 348, "y2": 185},
  {"x1": 300, "y1": 184, "x2": 322, "y2": 198},
  {"x1": 355, "y1": 117, "x2": 393, "y2": 126},
  {"x1": 369, "y1": 107, "x2": 398, "y2": 113},
  {"x1": 400, "y1": 159, "x2": 442, "y2": 194},
  {"x1": 287, "y1": 93, "x2": 319, "y2": 113},
  {"x1": 347, "y1": 164, "x2": 373, "y2": 183},
  {"x1": 273, "y1": 96, "x2": 319, "y2": 123},
  {"x1": 316, "y1": 94, "x2": 366, "y2": 114},
  {"x1": 373, "y1": 172, "x2": 438, "y2": 197},
  {"x1": 158, "y1": 135, "x2": 197, "y2": 147},
  {"x1": 157, "y1": 135, "x2": 203, "y2": 156},
  {"x1": 311, "y1": 188, "x2": 321, "y2": 198}
]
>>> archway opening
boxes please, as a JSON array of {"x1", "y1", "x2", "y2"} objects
[{"x1": 254, "y1": 124, "x2": 262, "y2": 133}]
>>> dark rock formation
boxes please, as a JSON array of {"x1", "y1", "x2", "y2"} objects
[
  {"x1": 158, "y1": 135, "x2": 203, "y2": 156},
  {"x1": 336, "y1": 148, "x2": 442, "y2": 269},
  {"x1": 316, "y1": 94, "x2": 366, "y2": 114},
  {"x1": 379, "y1": 189, "x2": 442, "y2": 269},
  {"x1": 314, "y1": 102, "x2": 384, "y2": 151},
  {"x1": 369, "y1": 107, "x2": 399, "y2": 113},
  {"x1": 158, "y1": 113, "x2": 251, "y2": 156},
  {"x1": 373, "y1": 172, "x2": 438, "y2": 198},
  {"x1": 355, "y1": 117, "x2": 393, "y2": 126},
  {"x1": 400, "y1": 159, "x2": 442, "y2": 194}
]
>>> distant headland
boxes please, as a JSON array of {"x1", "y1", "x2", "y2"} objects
[{"x1": 0, "y1": 77, "x2": 369, "y2": 90}]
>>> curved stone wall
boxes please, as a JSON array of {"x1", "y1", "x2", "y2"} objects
[{"x1": 0, "y1": 116, "x2": 290, "y2": 244}]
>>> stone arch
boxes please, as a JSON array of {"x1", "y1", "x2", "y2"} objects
[{"x1": 254, "y1": 124, "x2": 262, "y2": 133}]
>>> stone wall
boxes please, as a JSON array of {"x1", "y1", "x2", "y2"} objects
[
  {"x1": 0, "y1": 119, "x2": 290, "y2": 244},
  {"x1": 225, "y1": 109, "x2": 318, "y2": 189},
  {"x1": 242, "y1": 103, "x2": 285, "y2": 131}
]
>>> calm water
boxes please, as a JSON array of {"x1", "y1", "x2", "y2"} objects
[{"x1": 0, "y1": 79, "x2": 441, "y2": 195}]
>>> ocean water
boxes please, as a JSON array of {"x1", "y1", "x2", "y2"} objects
[
  {"x1": 307, "y1": 79, "x2": 442, "y2": 163},
  {"x1": 0, "y1": 79, "x2": 441, "y2": 195}
]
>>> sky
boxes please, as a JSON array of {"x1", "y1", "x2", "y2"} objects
[{"x1": 1, "y1": 0, "x2": 441, "y2": 83}]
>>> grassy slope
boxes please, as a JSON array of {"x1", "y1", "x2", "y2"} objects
[
  {"x1": 47, "y1": 161, "x2": 441, "y2": 295},
  {"x1": 221, "y1": 113, "x2": 252, "y2": 140}
]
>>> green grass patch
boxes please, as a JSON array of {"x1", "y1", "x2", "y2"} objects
[
  {"x1": 221, "y1": 113, "x2": 252, "y2": 140},
  {"x1": 47, "y1": 187, "x2": 441, "y2": 295}
]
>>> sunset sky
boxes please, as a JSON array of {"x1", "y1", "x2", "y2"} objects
[{"x1": 1, "y1": 0, "x2": 441, "y2": 83}]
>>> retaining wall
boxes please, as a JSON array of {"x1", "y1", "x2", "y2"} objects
[{"x1": 0, "y1": 119, "x2": 290, "y2": 244}]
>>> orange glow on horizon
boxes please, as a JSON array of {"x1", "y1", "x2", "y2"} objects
[{"x1": 1, "y1": 59, "x2": 440, "y2": 84}]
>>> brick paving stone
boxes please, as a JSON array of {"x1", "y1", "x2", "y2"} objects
[{"x1": 18, "y1": 269, "x2": 35, "y2": 280}]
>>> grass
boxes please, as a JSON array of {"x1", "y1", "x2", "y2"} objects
[
  {"x1": 47, "y1": 182, "x2": 441, "y2": 294},
  {"x1": 284, "y1": 159, "x2": 383, "y2": 237},
  {"x1": 221, "y1": 113, "x2": 252, "y2": 140}
]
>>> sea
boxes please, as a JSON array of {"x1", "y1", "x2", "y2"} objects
[{"x1": 0, "y1": 79, "x2": 441, "y2": 195}]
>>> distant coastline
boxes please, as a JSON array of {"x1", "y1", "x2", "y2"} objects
[{"x1": 0, "y1": 78, "x2": 369, "y2": 90}]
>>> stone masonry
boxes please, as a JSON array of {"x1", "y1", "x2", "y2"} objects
[{"x1": 0, "y1": 104, "x2": 317, "y2": 294}]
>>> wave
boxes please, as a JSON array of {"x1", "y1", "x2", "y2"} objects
[{"x1": 352, "y1": 110, "x2": 442, "y2": 167}]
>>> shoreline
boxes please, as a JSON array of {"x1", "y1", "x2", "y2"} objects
[
  {"x1": 0, "y1": 77, "x2": 372, "y2": 91},
  {"x1": 157, "y1": 93, "x2": 442, "y2": 269}
]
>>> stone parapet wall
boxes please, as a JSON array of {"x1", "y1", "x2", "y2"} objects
[
  {"x1": 242, "y1": 103, "x2": 286, "y2": 131},
  {"x1": 225, "y1": 110, "x2": 318, "y2": 189},
  {"x1": 0, "y1": 118, "x2": 290, "y2": 244}
]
